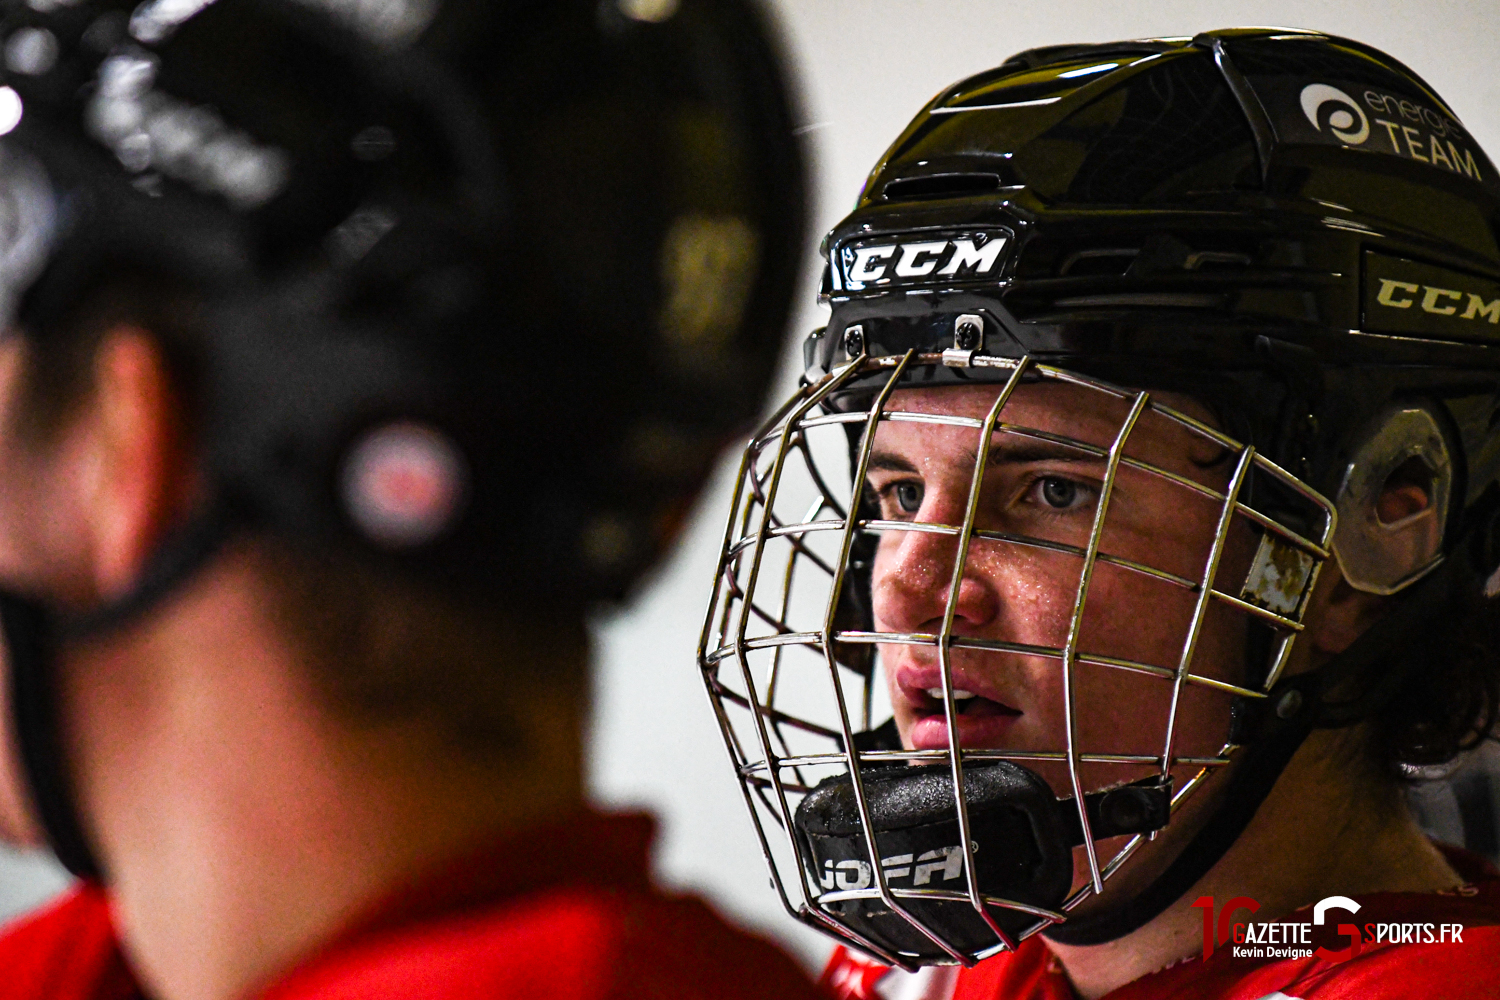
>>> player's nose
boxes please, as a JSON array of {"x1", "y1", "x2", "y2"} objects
[{"x1": 871, "y1": 500, "x2": 1000, "y2": 635}]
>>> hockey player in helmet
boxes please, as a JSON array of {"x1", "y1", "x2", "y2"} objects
[
  {"x1": 0, "y1": 1, "x2": 820, "y2": 999},
  {"x1": 701, "y1": 28, "x2": 1500, "y2": 1000}
]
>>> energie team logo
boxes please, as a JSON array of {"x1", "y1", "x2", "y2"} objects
[
  {"x1": 1300, "y1": 83, "x2": 1369, "y2": 145},
  {"x1": 1296, "y1": 80, "x2": 1483, "y2": 181}
]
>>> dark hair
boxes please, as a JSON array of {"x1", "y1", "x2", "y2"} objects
[
  {"x1": 1379, "y1": 584, "x2": 1500, "y2": 775},
  {"x1": 13, "y1": 270, "x2": 587, "y2": 755},
  {"x1": 257, "y1": 538, "x2": 588, "y2": 753}
]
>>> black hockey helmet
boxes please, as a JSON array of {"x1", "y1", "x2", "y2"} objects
[
  {"x1": 0, "y1": 0, "x2": 805, "y2": 877},
  {"x1": 700, "y1": 28, "x2": 1500, "y2": 968},
  {"x1": 0, "y1": 0, "x2": 805, "y2": 600},
  {"x1": 809, "y1": 26, "x2": 1500, "y2": 534}
]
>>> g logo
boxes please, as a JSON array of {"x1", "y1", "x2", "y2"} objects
[
  {"x1": 1312, "y1": 895, "x2": 1363, "y2": 963},
  {"x1": 1301, "y1": 83, "x2": 1370, "y2": 145}
]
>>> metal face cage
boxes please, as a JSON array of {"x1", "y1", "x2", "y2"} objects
[{"x1": 697, "y1": 347, "x2": 1337, "y2": 969}]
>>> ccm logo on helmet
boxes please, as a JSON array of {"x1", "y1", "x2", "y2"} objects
[
  {"x1": 835, "y1": 232, "x2": 1010, "y2": 293},
  {"x1": 1375, "y1": 279, "x2": 1499, "y2": 322},
  {"x1": 1364, "y1": 250, "x2": 1500, "y2": 342}
]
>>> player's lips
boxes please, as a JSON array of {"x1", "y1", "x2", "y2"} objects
[{"x1": 892, "y1": 663, "x2": 1022, "y2": 751}]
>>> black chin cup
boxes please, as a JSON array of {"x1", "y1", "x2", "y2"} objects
[{"x1": 792, "y1": 760, "x2": 1169, "y2": 962}]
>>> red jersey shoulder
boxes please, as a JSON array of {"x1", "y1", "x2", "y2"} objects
[
  {"x1": 950, "y1": 937, "x2": 1072, "y2": 1000},
  {"x1": 822, "y1": 945, "x2": 892, "y2": 1000},
  {"x1": 1273, "y1": 924, "x2": 1500, "y2": 1000},
  {"x1": 824, "y1": 940, "x2": 1065, "y2": 1000},
  {"x1": 822, "y1": 946, "x2": 979, "y2": 1000},
  {"x1": 1244, "y1": 870, "x2": 1500, "y2": 1000},
  {"x1": 603, "y1": 888, "x2": 828, "y2": 1000},
  {"x1": 0, "y1": 884, "x2": 140, "y2": 1000},
  {"x1": 259, "y1": 883, "x2": 828, "y2": 1000}
]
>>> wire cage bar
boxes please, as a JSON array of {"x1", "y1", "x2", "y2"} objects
[{"x1": 697, "y1": 352, "x2": 1337, "y2": 967}]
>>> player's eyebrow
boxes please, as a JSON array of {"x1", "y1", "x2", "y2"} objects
[
  {"x1": 867, "y1": 454, "x2": 919, "y2": 474},
  {"x1": 987, "y1": 441, "x2": 1102, "y2": 466},
  {"x1": 1192, "y1": 444, "x2": 1235, "y2": 470},
  {"x1": 865, "y1": 441, "x2": 1103, "y2": 476}
]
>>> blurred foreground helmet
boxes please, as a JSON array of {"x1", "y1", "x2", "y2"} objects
[
  {"x1": 699, "y1": 28, "x2": 1500, "y2": 968},
  {"x1": 0, "y1": 0, "x2": 805, "y2": 876},
  {"x1": 0, "y1": 0, "x2": 805, "y2": 598}
]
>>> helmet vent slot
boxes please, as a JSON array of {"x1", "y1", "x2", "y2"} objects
[
  {"x1": 1184, "y1": 250, "x2": 1254, "y2": 272},
  {"x1": 882, "y1": 172, "x2": 1003, "y2": 201},
  {"x1": 1055, "y1": 247, "x2": 1256, "y2": 277},
  {"x1": 1058, "y1": 248, "x2": 1139, "y2": 277}
]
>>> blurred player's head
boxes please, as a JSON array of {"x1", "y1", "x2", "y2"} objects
[
  {"x1": 0, "y1": 0, "x2": 803, "y2": 888},
  {"x1": 701, "y1": 28, "x2": 1500, "y2": 966}
]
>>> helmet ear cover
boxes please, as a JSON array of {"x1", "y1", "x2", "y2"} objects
[{"x1": 1333, "y1": 404, "x2": 1454, "y2": 596}]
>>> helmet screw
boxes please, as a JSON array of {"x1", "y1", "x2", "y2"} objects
[
  {"x1": 955, "y1": 318, "x2": 981, "y2": 351},
  {"x1": 1275, "y1": 689, "x2": 1304, "y2": 720},
  {"x1": 842, "y1": 325, "x2": 865, "y2": 358}
]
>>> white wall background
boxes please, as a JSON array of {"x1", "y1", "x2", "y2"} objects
[{"x1": 2, "y1": 0, "x2": 1500, "y2": 971}]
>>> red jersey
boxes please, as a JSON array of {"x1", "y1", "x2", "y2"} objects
[
  {"x1": 823, "y1": 849, "x2": 1500, "y2": 1000},
  {"x1": 0, "y1": 812, "x2": 827, "y2": 1000},
  {"x1": 0, "y1": 883, "x2": 139, "y2": 1000}
]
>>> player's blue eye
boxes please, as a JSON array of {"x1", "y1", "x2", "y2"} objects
[{"x1": 895, "y1": 482, "x2": 923, "y2": 513}]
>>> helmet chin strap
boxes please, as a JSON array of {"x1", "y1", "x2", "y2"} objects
[
  {"x1": 0, "y1": 504, "x2": 230, "y2": 880},
  {"x1": 1044, "y1": 520, "x2": 1486, "y2": 946}
]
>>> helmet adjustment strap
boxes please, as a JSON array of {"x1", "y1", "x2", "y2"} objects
[{"x1": 2, "y1": 501, "x2": 231, "y2": 880}]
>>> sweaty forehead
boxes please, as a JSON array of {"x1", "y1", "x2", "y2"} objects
[
  {"x1": 884, "y1": 382, "x2": 1109, "y2": 422},
  {"x1": 878, "y1": 382, "x2": 1226, "y2": 466}
]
